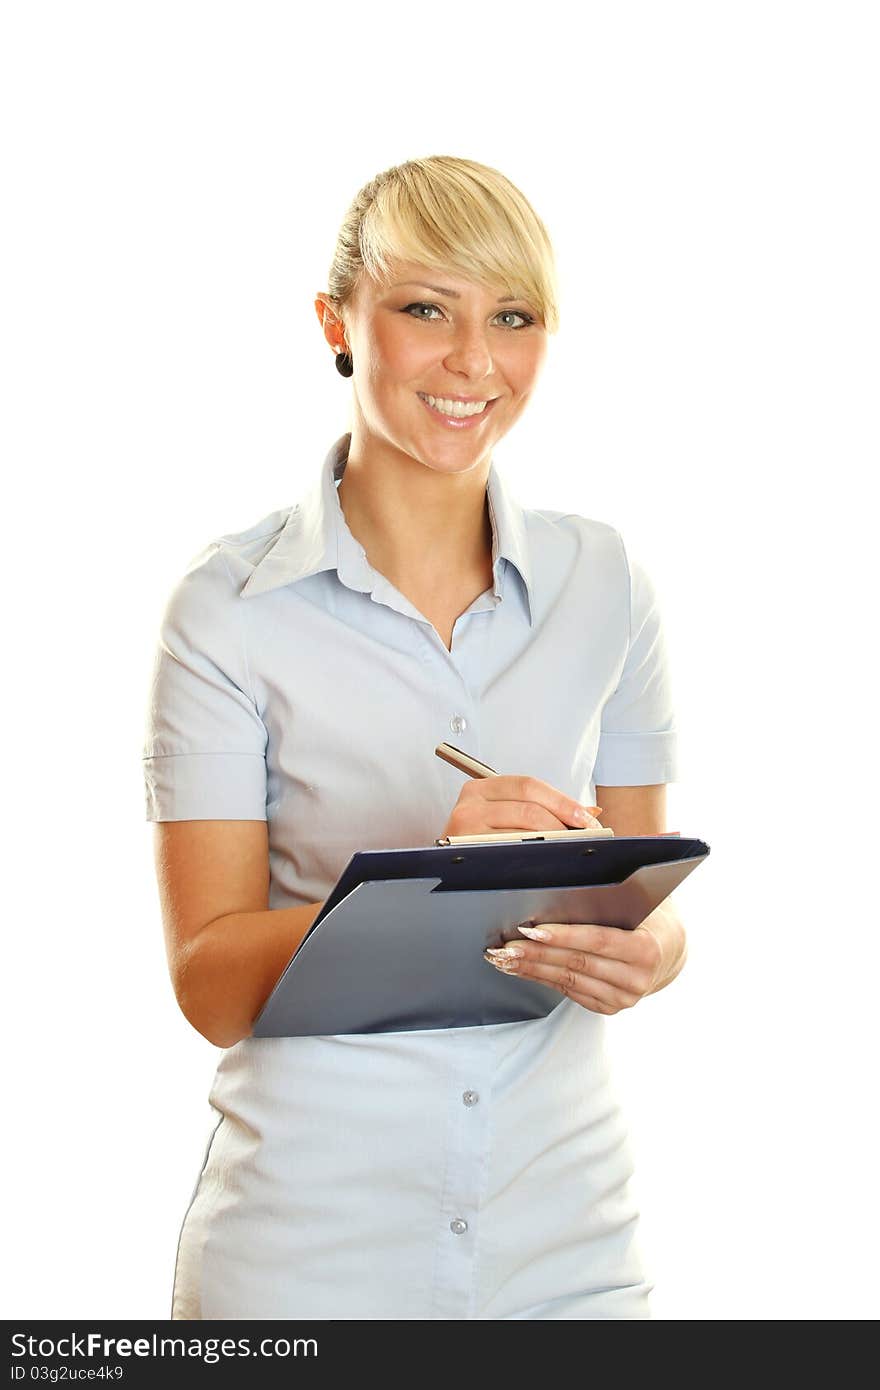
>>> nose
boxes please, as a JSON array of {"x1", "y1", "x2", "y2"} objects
[{"x1": 441, "y1": 325, "x2": 494, "y2": 382}]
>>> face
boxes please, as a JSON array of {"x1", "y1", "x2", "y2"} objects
[{"x1": 314, "y1": 258, "x2": 549, "y2": 476}]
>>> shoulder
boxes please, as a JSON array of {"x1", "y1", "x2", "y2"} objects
[
  {"x1": 165, "y1": 504, "x2": 294, "y2": 615},
  {"x1": 524, "y1": 503, "x2": 630, "y2": 583},
  {"x1": 528, "y1": 507, "x2": 662, "y2": 599},
  {"x1": 214, "y1": 504, "x2": 293, "y2": 566},
  {"x1": 528, "y1": 502, "x2": 624, "y2": 553}
]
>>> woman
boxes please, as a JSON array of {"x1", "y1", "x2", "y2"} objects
[{"x1": 143, "y1": 154, "x2": 686, "y2": 1320}]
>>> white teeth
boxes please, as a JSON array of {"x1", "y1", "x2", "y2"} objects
[{"x1": 419, "y1": 393, "x2": 489, "y2": 418}]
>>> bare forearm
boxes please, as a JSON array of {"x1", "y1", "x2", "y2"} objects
[{"x1": 178, "y1": 901, "x2": 325, "y2": 1048}]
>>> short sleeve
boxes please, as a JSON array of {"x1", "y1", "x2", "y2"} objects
[
  {"x1": 592, "y1": 545, "x2": 679, "y2": 786},
  {"x1": 142, "y1": 545, "x2": 268, "y2": 821}
]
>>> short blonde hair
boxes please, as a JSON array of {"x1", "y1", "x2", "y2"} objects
[{"x1": 324, "y1": 154, "x2": 560, "y2": 334}]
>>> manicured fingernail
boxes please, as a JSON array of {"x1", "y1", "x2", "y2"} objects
[
  {"x1": 517, "y1": 925, "x2": 553, "y2": 942},
  {"x1": 485, "y1": 945, "x2": 524, "y2": 961},
  {"x1": 485, "y1": 954, "x2": 521, "y2": 973}
]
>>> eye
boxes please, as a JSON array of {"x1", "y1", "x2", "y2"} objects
[
  {"x1": 497, "y1": 309, "x2": 536, "y2": 328},
  {"x1": 403, "y1": 302, "x2": 444, "y2": 321},
  {"x1": 402, "y1": 302, "x2": 536, "y2": 328}
]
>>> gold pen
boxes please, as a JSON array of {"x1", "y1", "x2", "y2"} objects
[
  {"x1": 433, "y1": 741, "x2": 613, "y2": 844},
  {"x1": 435, "y1": 742, "x2": 502, "y2": 780}
]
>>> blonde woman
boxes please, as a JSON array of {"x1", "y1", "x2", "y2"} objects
[{"x1": 143, "y1": 154, "x2": 686, "y2": 1321}]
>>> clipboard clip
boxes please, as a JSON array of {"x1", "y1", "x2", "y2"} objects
[{"x1": 435, "y1": 828, "x2": 616, "y2": 846}]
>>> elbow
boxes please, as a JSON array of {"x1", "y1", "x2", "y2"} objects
[
  {"x1": 172, "y1": 942, "x2": 253, "y2": 1050},
  {"x1": 178, "y1": 996, "x2": 252, "y2": 1050},
  {"x1": 194, "y1": 1013, "x2": 251, "y2": 1050}
]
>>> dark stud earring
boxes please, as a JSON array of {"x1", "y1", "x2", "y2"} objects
[{"x1": 335, "y1": 351, "x2": 353, "y2": 378}]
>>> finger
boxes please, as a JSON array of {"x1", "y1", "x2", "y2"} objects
[
  {"x1": 562, "y1": 986, "x2": 619, "y2": 1016},
  {"x1": 516, "y1": 922, "x2": 656, "y2": 971},
  {"x1": 509, "y1": 942, "x2": 655, "y2": 997},
  {"x1": 563, "y1": 975, "x2": 641, "y2": 1013},
  {"x1": 476, "y1": 774, "x2": 603, "y2": 829},
  {"x1": 512, "y1": 962, "x2": 641, "y2": 1015},
  {"x1": 499, "y1": 950, "x2": 646, "y2": 1007}
]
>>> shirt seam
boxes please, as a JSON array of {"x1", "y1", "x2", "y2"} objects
[
  {"x1": 142, "y1": 751, "x2": 265, "y2": 759},
  {"x1": 218, "y1": 546, "x2": 259, "y2": 711},
  {"x1": 551, "y1": 513, "x2": 631, "y2": 650},
  {"x1": 612, "y1": 526, "x2": 634, "y2": 653},
  {"x1": 596, "y1": 730, "x2": 674, "y2": 740}
]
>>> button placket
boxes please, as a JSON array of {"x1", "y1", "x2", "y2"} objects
[{"x1": 430, "y1": 1032, "x2": 492, "y2": 1318}]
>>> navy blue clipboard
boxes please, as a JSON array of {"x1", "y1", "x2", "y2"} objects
[{"x1": 252, "y1": 835, "x2": 710, "y2": 1038}]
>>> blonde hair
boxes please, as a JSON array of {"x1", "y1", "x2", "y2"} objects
[{"x1": 324, "y1": 154, "x2": 560, "y2": 334}]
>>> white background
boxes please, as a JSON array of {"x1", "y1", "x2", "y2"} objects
[{"x1": 3, "y1": 1, "x2": 877, "y2": 1321}]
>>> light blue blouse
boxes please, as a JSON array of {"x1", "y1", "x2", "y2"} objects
[{"x1": 143, "y1": 431, "x2": 679, "y2": 1320}]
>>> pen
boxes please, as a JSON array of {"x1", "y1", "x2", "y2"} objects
[
  {"x1": 433, "y1": 743, "x2": 680, "y2": 843},
  {"x1": 434, "y1": 741, "x2": 604, "y2": 817}
]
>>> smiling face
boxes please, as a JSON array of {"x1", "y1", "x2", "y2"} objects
[{"x1": 315, "y1": 258, "x2": 549, "y2": 476}]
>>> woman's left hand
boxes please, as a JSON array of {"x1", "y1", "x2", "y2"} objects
[{"x1": 483, "y1": 903, "x2": 687, "y2": 1015}]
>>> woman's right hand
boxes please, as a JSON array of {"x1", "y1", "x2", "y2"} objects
[{"x1": 438, "y1": 775, "x2": 604, "y2": 840}]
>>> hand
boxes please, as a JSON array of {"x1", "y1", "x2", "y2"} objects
[
  {"x1": 483, "y1": 903, "x2": 687, "y2": 1015},
  {"x1": 439, "y1": 773, "x2": 604, "y2": 839}
]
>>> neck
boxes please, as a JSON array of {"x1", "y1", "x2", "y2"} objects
[{"x1": 335, "y1": 426, "x2": 495, "y2": 595}]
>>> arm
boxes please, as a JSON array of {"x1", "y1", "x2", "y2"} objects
[
  {"x1": 144, "y1": 554, "x2": 326, "y2": 1048},
  {"x1": 153, "y1": 819, "x2": 325, "y2": 1048},
  {"x1": 492, "y1": 544, "x2": 686, "y2": 1009}
]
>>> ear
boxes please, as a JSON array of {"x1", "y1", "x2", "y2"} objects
[{"x1": 314, "y1": 295, "x2": 346, "y2": 348}]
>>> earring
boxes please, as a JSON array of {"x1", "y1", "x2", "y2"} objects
[{"x1": 335, "y1": 349, "x2": 353, "y2": 378}]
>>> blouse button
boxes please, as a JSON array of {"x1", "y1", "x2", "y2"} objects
[
  {"x1": 450, "y1": 714, "x2": 468, "y2": 734},
  {"x1": 462, "y1": 1090, "x2": 479, "y2": 1107},
  {"x1": 450, "y1": 1218, "x2": 468, "y2": 1235}
]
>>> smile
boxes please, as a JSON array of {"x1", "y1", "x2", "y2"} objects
[{"x1": 416, "y1": 392, "x2": 498, "y2": 428}]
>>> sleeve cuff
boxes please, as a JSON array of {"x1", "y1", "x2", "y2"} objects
[
  {"x1": 592, "y1": 730, "x2": 679, "y2": 786},
  {"x1": 143, "y1": 753, "x2": 267, "y2": 821}
]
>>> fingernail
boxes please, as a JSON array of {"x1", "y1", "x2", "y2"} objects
[
  {"x1": 484, "y1": 953, "x2": 521, "y2": 973},
  {"x1": 572, "y1": 807, "x2": 590, "y2": 824},
  {"x1": 485, "y1": 945, "x2": 525, "y2": 960},
  {"x1": 517, "y1": 925, "x2": 553, "y2": 942}
]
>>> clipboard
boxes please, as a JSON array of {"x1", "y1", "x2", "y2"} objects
[{"x1": 251, "y1": 833, "x2": 710, "y2": 1038}]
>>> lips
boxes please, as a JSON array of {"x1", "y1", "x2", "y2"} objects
[
  {"x1": 418, "y1": 393, "x2": 487, "y2": 413},
  {"x1": 416, "y1": 393, "x2": 499, "y2": 426}
]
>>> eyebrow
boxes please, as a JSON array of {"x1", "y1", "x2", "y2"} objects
[{"x1": 391, "y1": 280, "x2": 523, "y2": 303}]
